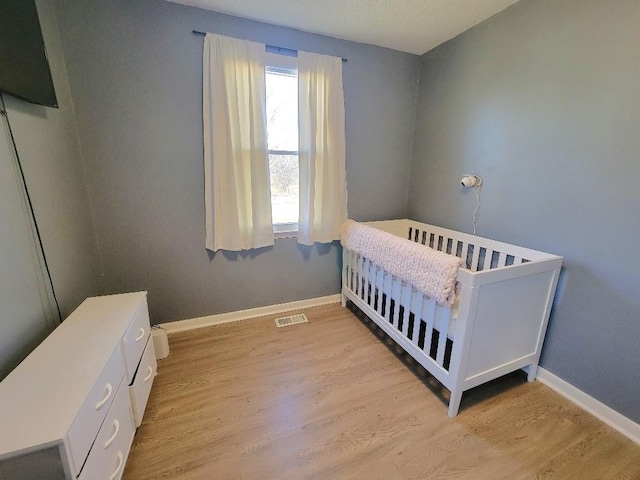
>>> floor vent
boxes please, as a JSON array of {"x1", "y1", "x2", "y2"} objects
[{"x1": 275, "y1": 313, "x2": 308, "y2": 328}]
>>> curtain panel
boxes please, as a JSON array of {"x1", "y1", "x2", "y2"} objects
[
  {"x1": 297, "y1": 51, "x2": 348, "y2": 245},
  {"x1": 202, "y1": 33, "x2": 347, "y2": 251},
  {"x1": 203, "y1": 33, "x2": 274, "y2": 252}
]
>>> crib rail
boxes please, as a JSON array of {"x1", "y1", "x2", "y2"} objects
[
  {"x1": 407, "y1": 224, "x2": 527, "y2": 272},
  {"x1": 342, "y1": 249, "x2": 455, "y2": 385},
  {"x1": 365, "y1": 219, "x2": 560, "y2": 273}
]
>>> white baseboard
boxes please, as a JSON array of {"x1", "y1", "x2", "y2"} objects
[
  {"x1": 537, "y1": 367, "x2": 640, "y2": 445},
  {"x1": 162, "y1": 294, "x2": 342, "y2": 334}
]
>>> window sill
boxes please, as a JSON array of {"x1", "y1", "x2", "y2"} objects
[
  {"x1": 274, "y1": 222, "x2": 298, "y2": 239},
  {"x1": 274, "y1": 230, "x2": 298, "y2": 239}
]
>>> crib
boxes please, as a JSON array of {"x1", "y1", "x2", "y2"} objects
[{"x1": 341, "y1": 219, "x2": 563, "y2": 417}]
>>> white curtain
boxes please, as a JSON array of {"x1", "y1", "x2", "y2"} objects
[
  {"x1": 297, "y1": 51, "x2": 348, "y2": 246},
  {"x1": 203, "y1": 33, "x2": 274, "y2": 252}
]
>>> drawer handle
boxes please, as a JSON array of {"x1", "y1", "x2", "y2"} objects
[
  {"x1": 135, "y1": 328, "x2": 145, "y2": 342},
  {"x1": 108, "y1": 451, "x2": 124, "y2": 480},
  {"x1": 144, "y1": 365, "x2": 153, "y2": 382},
  {"x1": 104, "y1": 419, "x2": 120, "y2": 448},
  {"x1": 95, "y1": 383, "x2": 113, "y2": 410}
]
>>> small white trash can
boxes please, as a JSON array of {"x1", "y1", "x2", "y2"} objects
[{"x1": 152, "y1": 325, "x2": 170, "y2": 359}]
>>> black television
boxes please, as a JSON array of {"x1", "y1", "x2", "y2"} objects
[{"x1": 0, "y1": 0, "x2": 58, "y2": 108}]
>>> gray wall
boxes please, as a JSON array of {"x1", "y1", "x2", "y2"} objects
[
  {"x1": 2, "y1": 0, "x2": 636, "y2": 429},
  {"x1": 53, "y1": 0, "x2": 419, "y2": 323},
  {"x1": 409, "y1": 0, "x2": 640, "y2": 422},
  {"x1": 0, "y1": 0, "x2": 101, "y2": 379}
]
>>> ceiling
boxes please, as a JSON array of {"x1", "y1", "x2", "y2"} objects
[{"x1": 167, "y1": 0, "x2": 520, "y2": 55}]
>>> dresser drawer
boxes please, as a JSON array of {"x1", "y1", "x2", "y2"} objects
[
  {"x1": 129, "y1": 336, "x2": 157, "y2": 427},
  {"x1": 67, "y1": 344, "x2": 125, "y2": 475},
  {"x1": 79, "y1": 378, "x2": 134, "y2": 480},
  {"x1": 122, "y1": 302, "x2": 151, "y2": 384}
]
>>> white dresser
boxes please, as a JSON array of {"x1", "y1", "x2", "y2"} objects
[{"x1": 0, "y1": 292, "x2": 156, "y2": 480}]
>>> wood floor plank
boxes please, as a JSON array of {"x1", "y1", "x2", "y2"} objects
[{"x1": 123, "y1": 303, "x2": 640, "y2": 479}]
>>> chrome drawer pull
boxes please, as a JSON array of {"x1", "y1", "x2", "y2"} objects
[
  {"x1": 135, "y1": 328, "x2": 145, "y2": 342},
  {"x1": 144, "y1": 366, "x2": 153, "y2": 382},
  {"x1": 104, "y1": 419, "x2": 120, "y2": 448},
  {"x1": 95, "y1": 383, "x2": 113, "y2": 410},
  {"x1": 108, "y1": 451, "x2": 124, "y2": 480}
]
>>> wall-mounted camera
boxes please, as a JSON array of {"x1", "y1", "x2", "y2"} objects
[{"x1": 461, "y1": 174, "x2": 482, "y2": 188}]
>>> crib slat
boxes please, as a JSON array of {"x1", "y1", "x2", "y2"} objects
[
  {"x1": 375, "y1": 267, "x2": 384, "y2": 315},
  {"x1": 363, "y1": 259, "x2": 370, "y2": 303},
  {"x1": 423, "y1": 298, "x2": 437, "y2": 354},
  {"x1": 368, "y1": 260, "x2": 376, "y2": 307},
  {"x1": 353, "y1": 253, "x2": 359, "y2": 295},
  {"x1": 401, "y1": 284, "x2": 412, "y2": 336},
  {"x1": 435, "y1": 308, "x2": 451, "y2": 366},
  {"x1": 357, "y1": 255, "x2": 363, "y2": 297},
  {"x1": 344, "y1": 252, "x2": 350, "y2": 291},
  {"x1": 497, "y1": 251, "x2": 507, "y2": 268},
  {"x1": 369, "y1": 262, "x2": 381, "y2": 310},
  {"x1": 354, "y1": 252, "x2": 360, "y2": 289},
  {"x1": 421, "y1": 231, "x2": 430, "y2": 246},
  {"x1": 344, "y1": 251, "x2": 349, "y2": 290},
  {"x1": 382, "y1": 271, "x2": 392, "y2": 320},
  {"x1": 351, "y1": 251, "x2": 357, "y2": 290},
  {"x1": 364, "y1": 257, "x2": 370, "y2": 301},
  {"x1": 485, "y1": 249, "x2": 495, "y2": 270},
  {"x1": 360, "y1": 257, "x2": 368, "y2": 299},
  {"x1": 391, "y1": 276, "x2": 402, "y2": 328},
  {"x1": 411, "y1": 292, "x2": 424, "y2": 346},
  {"x1": 368, "y1": 261, "x2": 377, "y2": 309},
  {"x1": 470, "y1": 245, "x2": 481, "y2": 271},
  {"x1": 346, "y1": 251, "x2": 353, "y2": 291},
  {"x1": 461, "y1": 242, "x2": 470, "y2": 267}
]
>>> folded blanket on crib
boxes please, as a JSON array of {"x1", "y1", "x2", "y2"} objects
[{"x1": 340, "y1": 220, "x2": 462, "y2": 306}]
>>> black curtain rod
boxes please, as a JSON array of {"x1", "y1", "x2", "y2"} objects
[{"x1": 192, "y1": 30, "x2": 347, "y2": 62}]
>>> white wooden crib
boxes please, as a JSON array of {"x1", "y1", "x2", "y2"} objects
[{"x1": 341, "y1": 219, "x2": 563, "y2": 417}]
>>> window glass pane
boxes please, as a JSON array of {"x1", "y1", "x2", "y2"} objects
[
  {"x1": 269, "y1": 153, "x2": 299, "y2": 225},
  {"x1": 265, "y1": 68, "x2": 298, "y2": 152}
]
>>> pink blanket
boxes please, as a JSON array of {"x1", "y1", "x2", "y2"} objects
[{"x1": 340, "y1": 220, "x2": 462, "y2": 306}]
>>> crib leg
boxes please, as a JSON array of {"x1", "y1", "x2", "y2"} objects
[
  {"x1": 527, "y1": 363, "x2": 539, "y2": 382},
  {"x1": 448, "y1": 389, "x2": 463, "y2": 418},
  {"x1": 341, "y1": 290, "x2": 347, "y2": 307}
]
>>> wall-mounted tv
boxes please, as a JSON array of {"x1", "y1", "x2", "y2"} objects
[{"x1": 0, "y1": 0, "x2": 58, "y2": 108}]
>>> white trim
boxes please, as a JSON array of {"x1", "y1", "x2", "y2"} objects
[
  {"x1": 161, "y1": 294, "x2": 341, "y2": 334},
  {"x1": 537, "y1": 367, "x2": 640, "y2": 445},
  {"x1": 273, "y1": 222, "x2": 299, "y2": 239}
]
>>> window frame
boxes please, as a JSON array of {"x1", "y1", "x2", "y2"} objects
[{"x1": 265, "y1": 53, "x2": 300, "y2": 237}]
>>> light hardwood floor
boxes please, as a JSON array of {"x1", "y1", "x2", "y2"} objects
[{"x1": 123, "y1": 303, "x2": 640, "y2": 480}]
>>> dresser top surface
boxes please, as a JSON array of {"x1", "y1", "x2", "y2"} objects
[{"x1": 0, "y1": 291, "x2": 147, "y2": 458}]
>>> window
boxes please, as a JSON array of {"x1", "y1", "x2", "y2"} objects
[
  {"x1": 265, "y1": 61, "x2": 299, "y2": 234},
  {"x1": 203, "y1": 33, "x2": 346, "y2": 251}
]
